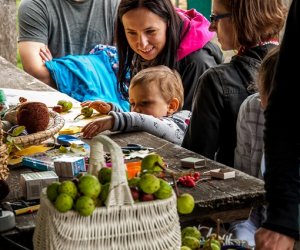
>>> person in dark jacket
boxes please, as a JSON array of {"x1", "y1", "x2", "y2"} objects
[
  {"x1": 115, "y1": 0, "x2": 223, "y2": 111},
  {"x1": 255, "y1": 0, "x2": 300, "y2": 249},
  {"x1": 182, "y1": 0, "x2": 287, "y2": 167}
]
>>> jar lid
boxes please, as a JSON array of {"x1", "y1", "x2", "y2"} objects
[{"x1": 0, "y1": 90, "x2": 6, "y2": 102}]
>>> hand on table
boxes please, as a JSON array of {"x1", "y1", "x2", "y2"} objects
[
  {"x1": 255, "y1": 227, "x2": 295, "y2": 250},
  {"x1": 39, "y1": 47, "x2": 53, "y2": 63},
  {"x1": 82, "y1": 115, "x2": 114, "y2": 138},
  {"x1": 81, "y1": 101, "x2": 112, "y2": 114}
]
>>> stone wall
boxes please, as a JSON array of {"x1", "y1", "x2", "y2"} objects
[{"x1": 0, "y1": 0, "x2": 17, "y2": 65}]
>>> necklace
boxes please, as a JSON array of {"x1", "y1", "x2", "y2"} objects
[{"x1": 238, "y1": 38, "x2": 279, "y2": 55}]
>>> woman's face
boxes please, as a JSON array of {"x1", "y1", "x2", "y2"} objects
[
  {"x1": 122, "y1": 7, "x2": 167, "y2": 61},
  {"x1": 209, "y1": 0, "x2": 235, "y2": 51}
]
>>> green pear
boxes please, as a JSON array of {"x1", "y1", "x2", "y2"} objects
[
  {"x1": 81, "y1": 106, "x2": 93, "y2": 117},
  {"x1": 203, "y1": 238, "x2": 221, "y2": 250},
  {"x1": 181, "y1": 226, "x2": 201, "y2": 240},
  {"x1": 182, "y1": 236, "x2": 200, "y2": 250},
  {"x1": 141, "y1": 154, "x2": 164, "y2": 174},
  {"x1": 177, "y1": 193, "x2": 195, "y2": 214},
  {"x1": 203, "y1": 242, "x2": 221, "y2": 250},
  {"x1": 154, "y1": 179, "x2": 173, "y2": 199},
  {"x1": 139, "y1": 174, "x2": 160, "y2": 194}
]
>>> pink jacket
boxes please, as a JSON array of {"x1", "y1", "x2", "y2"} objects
[{"x1": 176, "y1": 8, "x2": 215, "y2": 61}]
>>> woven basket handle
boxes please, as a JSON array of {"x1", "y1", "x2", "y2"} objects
[{"x1": 89, "y1": 134, "x2": 134, "y2": 206}]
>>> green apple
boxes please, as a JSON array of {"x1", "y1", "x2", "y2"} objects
[
  {"x1": 98, "y1": 167, "x2": 112, "y2": 184},
  {"x1": 78, "y1": 174, "x2": 101, "y2": 199},
  {"x1": 57, "y1": 100, "x2": 73, "y2": 112},
  {"x1": 181, "y1": 247, "x2": 192, "y2": 250},
  {"x1": 141, "y1": 154, "x2": 164, "y2": 174},
  {"x1": 46, "y1": 181, "x2": 61, "y2": 202},
  {"x1": 54, "y1": 193, "x2": 73, "y2": 213},
  {"x1": 139, "y1": 174, "x2": 160, "y2": 194},
  {"x1": 181, "y1": 226, "x2": 201, "y2": 240},
  {"x1": 58, "y1": 180, "x2": 77, "y2": 199},
  {"x1": 154, "y1": 179, "x2": 173, "y2": 199},
  {"x1": 177, "y1": 193, "x2": 195, "y2": 214},
  {"x1": 182, "y1": 236, "x2": 200, "y2": 250},
  {"x1": 75, "y1": 195, "x2": 95, "y2": 216}
]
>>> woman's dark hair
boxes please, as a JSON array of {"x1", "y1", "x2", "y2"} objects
[{"x1": 116, "y1": 0, "x2": 182, "y2": 98}]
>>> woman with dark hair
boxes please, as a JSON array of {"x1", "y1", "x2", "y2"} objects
[
  {"x1": 182, "y1": 0, "x2": 287, "y2": 167},
  {"x1": 115, "y1": 0, "x2": 223, "y2": 110}
]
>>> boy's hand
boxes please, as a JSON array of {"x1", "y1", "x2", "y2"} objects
[
  {"x1": 81, "y1": 101, "x2": 112, "y2": 114},
  {"x1": 82, "y1": 115, "x2": 114, "y2": 138}
]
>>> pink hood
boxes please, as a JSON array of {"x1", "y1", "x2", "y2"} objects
[{"x1": 176, "y1": 8, "x2": 215, "y2": 61}]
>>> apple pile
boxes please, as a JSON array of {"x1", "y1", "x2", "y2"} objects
[
  {"x1": 128, "y1": 174, "x2": 173, "y2": 201},
  {"x1": 140, "y1": 153, "x2": 196, "y2": 215},
  {"x1": 181, "y1": 226, "x2": 201, "y2": 250},
  {"x1": 97, "y1": 166, "x2": 173, "y2": 202},
  {"x1": 180, "y1": 226, "x2": 222, "y2": 250},
  {"x1": 46, "y1": 174, "x2": 101, "y2": 216}
]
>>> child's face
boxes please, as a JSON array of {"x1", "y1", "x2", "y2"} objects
[{"x1": 129, "y1": 81, "x2": 170, "y2": 117}]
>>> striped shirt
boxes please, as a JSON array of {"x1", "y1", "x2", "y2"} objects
[{"x1": 234, "y1": 93, "x2": 264, "y2": 179}]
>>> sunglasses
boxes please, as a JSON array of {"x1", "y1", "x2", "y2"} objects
[{"x1": 210, "y1": 13, "x2": 232, "y2": 23}]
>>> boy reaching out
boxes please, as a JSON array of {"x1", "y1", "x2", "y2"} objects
[{"x1": 82, "y1": 65, "x2": 191, "y2": 145}]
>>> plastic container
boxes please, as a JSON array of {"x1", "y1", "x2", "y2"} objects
[{"x1": 126, "y1": 161, "x2": 141, "y2": 179}]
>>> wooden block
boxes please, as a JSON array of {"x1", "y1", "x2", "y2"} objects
[
  {"x1": 180, "y1": 157, "x2": 206, "y2": 169},
  {"x1": 210, "y1": 168, "x2": 235, "y2": 179}
]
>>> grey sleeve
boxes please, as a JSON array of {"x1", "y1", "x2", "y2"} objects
[
  {"x1": 18, "y1": 0, "x2": 48, "y2": 44},
  {"x1": 109, "y1": 111, "x2": 191, "y2": 145}
]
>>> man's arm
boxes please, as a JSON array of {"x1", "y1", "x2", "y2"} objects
[{"x1": 19, "y1": 41, "x2": 55, "y2": 88}]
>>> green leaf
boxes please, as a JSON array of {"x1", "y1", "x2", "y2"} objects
[
  {"x1": 14, "y1": 144, "x2": 23, "y2": 151},
  {"x1": 12, "y1": 126, "x2": 26, "y2": 137},
  {"x1": 58, "y1": 145, "x2": 68, "y2": 153},
  {"x1": 6, "y1": 135, "x2": 13, "y2": 143}
]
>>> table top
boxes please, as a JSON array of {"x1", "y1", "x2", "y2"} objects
[
  {"x1": 0, "y1": 56, "x2": 265, "y2": 242},
  {"x1": 0, "y1": 56, "x2": 54, "y2": 92}
]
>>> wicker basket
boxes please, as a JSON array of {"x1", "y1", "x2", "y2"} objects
[
  {"x1": 12, "y1": 110, "x2": 65, "y2": 147},
  {"x1": 33, "y1": 135, "x2": 181, "y2": 250},
  {"x1": 0, "y1": 119, "x2": 9, "y2": 180}
]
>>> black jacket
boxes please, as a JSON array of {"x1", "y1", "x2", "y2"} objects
[
  {"x1": 182, "y1": 44, "x2": 277, "y2": 167},
  {"x1": 177, "y1": 41, "x2": 223, "y2": 111},
  {"x1": 263, "y1": 0, "x2": 300, "y2": 240}
]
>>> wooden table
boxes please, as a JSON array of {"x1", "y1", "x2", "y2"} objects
[
  {"x1": 110, "y1": 132, "x2": 265, "y2": 225},
  {"x1": 0, "y1": 56, "x2": 266, "y2": 248}
]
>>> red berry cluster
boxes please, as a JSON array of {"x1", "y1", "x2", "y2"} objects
[{"x1": 178, "y1": 172, "x2": 200, "y2": 187}]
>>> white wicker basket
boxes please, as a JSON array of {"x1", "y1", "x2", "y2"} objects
[{"x1": 33, "y1": 135, "x2": 181, "y2": 250}]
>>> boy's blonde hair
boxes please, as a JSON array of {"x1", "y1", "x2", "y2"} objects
[{"x1": 130, "y1": 65, "x2": 184, "y2": 110}]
